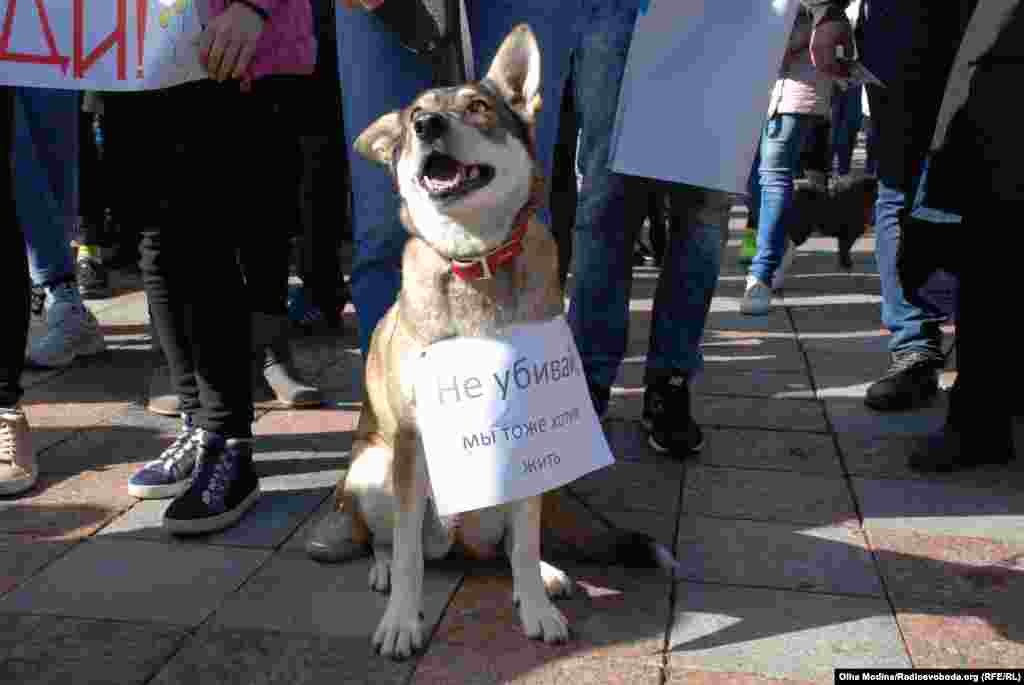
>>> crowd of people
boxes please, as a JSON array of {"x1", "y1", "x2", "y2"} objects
[{"x1": 2, "y1": 1, "x2": 1019, "y2": 546}]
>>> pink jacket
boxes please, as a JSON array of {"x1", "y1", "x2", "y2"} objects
[{"x1": 207, "y1": 0, "x2": 317, "y2": 82}]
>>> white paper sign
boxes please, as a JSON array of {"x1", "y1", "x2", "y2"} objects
[
  {"x1": 0, "y1": 0, "x2": 207, "y2": 91},
  {"x1": 609, "y1": 0, "x2": 799, "y2": 193},
  {"x1": 414, "y1": 317, "x2": 614, "y2": 516}
]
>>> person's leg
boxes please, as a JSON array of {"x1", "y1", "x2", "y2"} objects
[
  {"x1": 862, "y1": 80, "x2": 947, "y2": 411},
  {"x1": 861, "y1": 2, "x2": 958, "y2": 412},
  {"x1": 337, "y1": 10, "x2": 434, "y2": 356},
  {"x1": 0, "y1": 88, "x2": 28, "y2": 411},
  {"x1": 565, "y1": 0, "x2": 646, "y2": 417},
  {"x1": 14, "y1": 87, "x2": 107, "y2": 369},
  {"x1": 76, "y1": 97, "x2": 111, "y2": 299},
  {"x1": 0, "y1": 87, "x2": 37, "y2": 496},
  {"x1": 239, "y1": 80, "x2": 322, "y2": 409},
  {"x1": 743, "y1": 114, "x2": 812, "y2": 315},
  {"x1": 468, "y1": 0, "x2": 578, "y2": 223},
  {"x1": 910, "y1": 63, "x2": 1023, "y2": 471},
  {"x1": 643, "y1": 185, "x2": 726, "y2": 455},
  {"x1": 549, "y1": 61, "x2": 577, "y2": 289}
]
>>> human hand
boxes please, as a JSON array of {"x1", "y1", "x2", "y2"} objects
[
  {"x1": 809, "y1": 18, "x2": 853, "y2": 79},
  {"x1": 197, "y1": 2, "x2": 266, "y2": 82},
  {"x1": 339, "y1": 0, "x2": 387, "y2": 10}
]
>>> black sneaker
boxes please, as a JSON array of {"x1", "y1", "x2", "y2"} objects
[
  {"x1": 163, "y1": 432, "x2": 260, "y2": 535},
  {"x1": 76, "y1": 257, "x2": 111, "y2": 300},
  {"x1": 864, "y1": 349, "x2": 943, "y2": 412},
  {"x1": 643, "y1": 372, "x2": 704, "y2": 456}
]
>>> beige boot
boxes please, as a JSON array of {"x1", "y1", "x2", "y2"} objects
[
  {"x1": 146, "y1": 319, "x2": 181, "y2": 417},
  {"x1": 0, "y1": 409, "x2": 38, "y2": 496},
  {"x1": 252, "y1": 313, "x2": 322, "y2": 408}
]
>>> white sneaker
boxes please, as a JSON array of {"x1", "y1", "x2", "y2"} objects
[
  {"x1": 0, "y1": 409, "x2": 37, "y2": 496},
  {"x1": 771, "y1": 240, "x2": 798, "y2": 290},
  {"x1": 740, "y1": 275, "x2": 773, "y2": 316},
  {"x1": 27, "y1": 300, "x2": 107, "y2": 368}
]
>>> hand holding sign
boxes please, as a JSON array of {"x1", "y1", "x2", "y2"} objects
[{"x1": 197, "y1": 1, "x2": 264, "y2": 82}]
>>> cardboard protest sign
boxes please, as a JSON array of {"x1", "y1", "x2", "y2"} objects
[
  {"x1": 0, "y1": 0, "x2": 207, "y2": 91},
  {"x1": 609, "y1": 0, "x2": 799, "y2": 193},
  {"x1": 414, "y1": 317, "x2": 614, "y2": 516}
]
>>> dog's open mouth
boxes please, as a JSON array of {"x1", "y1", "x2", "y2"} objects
[{"x1": 419, "y1": 152, "x2": 495, "y2": 200}]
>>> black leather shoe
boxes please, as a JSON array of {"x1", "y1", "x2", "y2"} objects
[
  {"x1": 864, "y1": 349, "x2": 943, "y2": 411},
  {"x1": 908, "y1": 427, "x2": 1014, "y2": 473}
]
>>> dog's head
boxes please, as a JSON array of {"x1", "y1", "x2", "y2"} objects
[{"x1": 354, "y1": 25, "x2": 543, "y2": 260}]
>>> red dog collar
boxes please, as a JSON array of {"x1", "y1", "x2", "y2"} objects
[{"x1": 449, "y1": 207, "x2": 532, "y2": 281}]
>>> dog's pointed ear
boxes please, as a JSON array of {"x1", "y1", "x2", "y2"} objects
[
  {"x1": 354, "y1": 111, "x2": 403, "y2": 167},
  {"x1": 484, "y1": 24, "x2": 542, "y2": 122}
]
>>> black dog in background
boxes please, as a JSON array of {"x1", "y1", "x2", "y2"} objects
[{"x1": 787, "y1": 175, "x2": 878, "y2": 270}]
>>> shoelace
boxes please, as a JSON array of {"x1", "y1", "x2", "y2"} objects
[
  {"x1": 147, "y1": 426, "x2": 203, "y2": 474},
  {"x1": 0, "y1": 421, "x2": 15, "y2": 462}
]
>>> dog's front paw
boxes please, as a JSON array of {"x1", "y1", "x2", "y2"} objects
[
  {"x1": 518, "y1": 597, "x2": 570, "y2": 644},
  {"x1": 368, "y1": 556, "x2": 392, "y2": 594},
  {"x1": 540, "y1": 561, "x2": 575, "y2": 599},
  {"x1": 373, "y1": 603, "x2": 424, "y2": 660}
]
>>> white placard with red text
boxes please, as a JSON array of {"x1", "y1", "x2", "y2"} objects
[
  {"x1": 0, "y1": 0, "x2": 207, "y2": 91},
  {"x1": 414, "y1": 317, "x2": 614, "y2": 516}
]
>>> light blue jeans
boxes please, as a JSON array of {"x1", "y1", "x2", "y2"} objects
[
  {"x1": 749, "y1": 113, "x2": 815, "y2": 285},
  {"x1": 566, "y1": 0, "x2": 725, "y2": 413},
  {"x1": 14, "y1": 88, "x2": 79, "y2": 287},
  {"x1": 337, "y1": 1, "x2": 579, "y2": 354}
]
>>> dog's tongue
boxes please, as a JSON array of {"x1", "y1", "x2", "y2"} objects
[{"x1": 425, "y1": 154, "x2": 461, "y2": 181}]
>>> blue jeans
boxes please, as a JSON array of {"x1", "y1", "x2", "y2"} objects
[
  {"x1": 749, "y1": 113, "x2": 814, "y2": 285},
  {"x1": 337, "y1": 1, "x2": 578, "y2": 354},
  {"x1": 831, "y1": 86, "x2": 864, "y2": 176},
  {"x1": 567, "y1": 1, "x2": 724, "y2": 413},
  {"x1": 14, "y1": 88, "x2": 79, "y2": 287}
]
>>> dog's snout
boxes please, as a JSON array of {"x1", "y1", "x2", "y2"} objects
[{"x1": 413, "y1": 112, "x2": 447, "y2": 143}]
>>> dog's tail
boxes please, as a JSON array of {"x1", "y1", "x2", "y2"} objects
[{"x1": 541, "y1": 489, "x2": 681, "y2": 576}]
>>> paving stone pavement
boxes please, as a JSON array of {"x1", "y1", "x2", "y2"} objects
[{"x1": 2, "y1": 218, "x2": 1020, "y2": 685}]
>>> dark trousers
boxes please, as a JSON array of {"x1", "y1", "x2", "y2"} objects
[
  {"x1": 0, "y1": 87, "x2": 30, "y2": 409},
  {"x1": 947, "y1": 62, "x2": 1024, "y2": 434},
  {"x1": 130, "y1": 79, "x2": 300, "y2": 436}
]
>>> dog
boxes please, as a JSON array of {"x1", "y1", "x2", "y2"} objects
[
  {"x1": 787, "y1": 174, "x2": 878, "y2": 270},
  {"x1": 319, "y1": 25, "x2": 673, "y2": 660}
]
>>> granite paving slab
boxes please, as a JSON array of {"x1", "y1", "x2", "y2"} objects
[
  {"x1": 209, "y1": 555, "x2": 462, "y2": 639},
  {"x1": 100, "y1": 490, "x2": 328, "y2": 549},
  {"x1": 0, "y1": 616, "x2": 186, "y2": 685},
  {"x1": 149, "y1": 624, "x2": 414, "y2": 685},
  {"x1": 865, "y1": 528, "x2": 1024, "y2": 609},
  {"x1": 0, "y1": 463, "x2": 140, "y2": 540},
  {"x1": 699, "y1": 338, "x2": 808, "y2": 375},
  {"x1": 698, "y1": 429, "x2": 841, "y2": 475},
  {"x1": 0, "y1": 535, "x2": 73, "y2": 596},
  {"x1": 693, "y1": 370, "x2": 815, "y2": 401},
  {"x1": 894, "y1": 608, "x2": 1024, "y2": 668},
  {"x1": 675, "y1": 517, "x2": 881, "y2": 596},
  {"x1": 38, "y1": 424, "x2": 174, "y2": 474},
  {"x1": 410, "y1": 567, "x2": 669, "y2": 685},
  {"x1": 571, "y1": 460, "x2": 683, "y2": 514},
  {"x1": 682, "y1": 466, "x2": 858, "y2": 527},
  {"x1": 0, "y1": 538, "x2": 269, "y2": 626},
  {"x1": 669, "y1": 582, "x2": 909, "y2": 683},
  {"x1": 692, "y1": 397, "x2": 827, "y2": 433},
  {"x1": 838, "y1": 432, "x2": 1024, "y2": 488},
  {"x1": 666, "y1": 669, "x2": 819, "y2": 685},
  {"x1": 853, "y1": 477, "x2": 1024, "y2": 543},
  {"x1": 825, "y1": 399, "x2": 947, "y2": 438}
]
